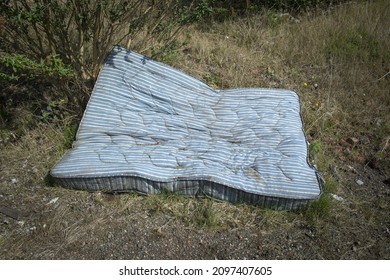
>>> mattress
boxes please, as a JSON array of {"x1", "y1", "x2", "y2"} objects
[{"x1": 51, "y1": 46, "x2": 321, "y2": 210}]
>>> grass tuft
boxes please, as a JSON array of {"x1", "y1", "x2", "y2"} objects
[
  {"x1": 63, "y1": 123, "x2": 78, "y2": 150},
  {"x1": 193, "y1": 199, "x2": 219, "y2": 228},
  {"x1": 305, "y1": 194, "x2": 332, "y2": 222}
]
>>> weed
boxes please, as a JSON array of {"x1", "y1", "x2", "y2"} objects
[
  {"x1": 305, "y1": 194, "x2": 331, "y2": 222},
  {"x1": 63, "y1": 124, "x2": 78, "y2": 150},
  {"x1": 323, "y1": 177, "x2": 337, "y2": 194},
  {"x1": 309, "y1": 139, "x2": 322, "y2": 159},
  {"x1": 203, "y1": 73, "x2": 220, "y2": 88},
  {"x1": 151, "y1": 40, "x2": 185, "y2": 65},
  {"x1": 307, "y1": 137, "x2": 333, "y2": 171},
  {"x1": 326, "y1": 29, "x2": 381, "y2": 62},
  {"x1": 187, "y1": 0, "x2": 214, "y2": 24},
  {"x1": 144, "y1": 192, "x2": 222, "y2": 230},
  {"x1": 265, "y1": 10, "x2": 291, "y2": 28},
  {"x1": 158, "y1": 189, "x2": 184, "y2": 202},
  {"x1": 193, "y1": 199, "x2": 219, "y2": 228}
]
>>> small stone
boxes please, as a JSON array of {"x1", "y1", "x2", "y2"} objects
[
  {"x1": 360, "y1": 136, "x2": 370, "y2": 145},
  {"x1": 356, "y1": 179, "x2": 364, "y2": 186},
  {"x1": 331, "y1": 166, "x2": 339, "y2": 177},
  {"x1": 347, "y1": 165, "x2": 359, "y2": 174},
  {"x1": 343, "y1": 148, "x2": 351, "y2": 155},
  {"x1": 346, "y1": 137, "x2": 359, "y2": 146},
  {"x1": 330, "y1": 194, "x2": 344, "y2": 201},
  {"x1": 47, "y1": 197, "x2": 59, "y2": 205},
  {"x1": 11, "y1": 178, "x2": 18, "y2": 184}
]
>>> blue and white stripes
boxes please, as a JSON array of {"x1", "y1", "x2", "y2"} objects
[{"x1": 51, "y1": 46, "x2": 321, "y2": 209}]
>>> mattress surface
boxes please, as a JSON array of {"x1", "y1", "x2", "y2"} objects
[{"x1": 51, "y1": 46, "x2": 321, "y2": 209}]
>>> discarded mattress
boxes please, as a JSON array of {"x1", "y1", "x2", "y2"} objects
[{"x1": 51, "y1": 46, "x2": 321, "y2": 210}]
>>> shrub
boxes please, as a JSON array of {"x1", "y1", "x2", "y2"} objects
[
  {"x1": 201, "y1": 0, "x2": 348, "y2": 17},
  {"x1": 0, "y1": 0, "x2": 200, "y2": 81},
  {"x1": 0, "y1": 53, "x2": 74, "y2": 82}
]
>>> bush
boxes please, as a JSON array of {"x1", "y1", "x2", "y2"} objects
[
  {"x1": 0, "y1": 0, "x2": 211, "y2": 121},
  {"x1": 0, "y1": 53, "x2": 75, "y2": 82},
  {"x1": 0, "y1": 0, "x2": 199, "y2": 81},
  {"x1": 203, "y1": 0, "x2": 348, "y2": 17}
]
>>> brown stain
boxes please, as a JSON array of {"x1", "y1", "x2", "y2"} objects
[{"x1": 244, "y1": 166, "x2": 264, "y2": 183}]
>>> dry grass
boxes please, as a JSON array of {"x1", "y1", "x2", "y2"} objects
[
  {"x1": 1, "y1": 0, "x2": 389, "y2": 259},
  {"x1": 178, "y1": 0, "x2": 390, "y2": 186}
]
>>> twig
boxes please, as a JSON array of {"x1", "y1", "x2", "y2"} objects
[{"x1": 376, "y1": 71, "x2": 390, "y2": 81}]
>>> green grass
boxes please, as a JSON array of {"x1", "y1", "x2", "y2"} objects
[
  {"x1": 63, "y1": 123, "x2": 78, "y2": 149},
  {"x1": 305, "y1": 194, "x2": 332, "y2": 222},
  {"x1": 326, "y1": 29, "x2": 382, "y2": 61},
  {"x1": 193, "y1": 199, "x2": 219, "y2": 228}
]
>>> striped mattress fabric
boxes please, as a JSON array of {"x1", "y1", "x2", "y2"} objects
[{"x1": 50, "y1": 46, "x2": 321, "y2": 210}]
